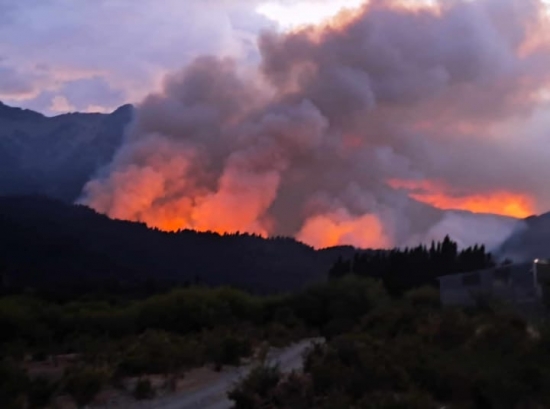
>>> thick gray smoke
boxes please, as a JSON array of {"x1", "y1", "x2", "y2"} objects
[{"x1": 80, "y1": 0, "x2": 550, "y2": 250}]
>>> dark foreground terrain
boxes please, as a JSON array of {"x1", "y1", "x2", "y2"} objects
[{"x1": 2, "y1": 277, "x2": 550, "y2": 409}]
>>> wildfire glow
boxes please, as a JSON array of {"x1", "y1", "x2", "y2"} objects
[
  {"x1": 81, "y1": 0, "x2": 550, "y2": 252},
  {"x1": 297, "y1": 210, "x2": 391, "y2": 249},
  {"x1": 388, "y1": 179, "x2": 535, "y2": 219}
]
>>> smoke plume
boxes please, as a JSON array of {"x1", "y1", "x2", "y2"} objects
[{"x1": 80, "y1": 0, "x2": 550, "y2": 249}]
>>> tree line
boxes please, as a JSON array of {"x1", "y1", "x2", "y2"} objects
[{"x1": 329, "y1": 236, "x2": 495, "y2": 295}]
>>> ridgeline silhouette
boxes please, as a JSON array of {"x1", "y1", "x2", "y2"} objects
[
  {"x1": 0, "y1": 196, "x2": 356, "y2": 296},
  {"x1": 330, "y1": 237, "x2": 494, "y2": 295}
]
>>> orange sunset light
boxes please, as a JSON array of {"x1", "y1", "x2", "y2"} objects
[{"x1": 388, "y1": 179, "x2": 535, "y2": 219}]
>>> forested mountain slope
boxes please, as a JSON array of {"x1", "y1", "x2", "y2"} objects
[{"x1": 0, "y1": 196, "x2": 355, "y2": 294}]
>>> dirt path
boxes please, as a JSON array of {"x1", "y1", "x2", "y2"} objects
[{"x1": 103, "y1": 338, "x2": 319, "y2": 409}]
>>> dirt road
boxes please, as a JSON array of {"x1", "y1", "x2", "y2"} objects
[{"x1": 121, "y1": 338, "x2": 319, "y2": 409}]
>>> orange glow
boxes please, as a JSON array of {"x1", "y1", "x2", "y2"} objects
[
  {"x1": 297, "y1": 209, "x2": 390, "y2": 249},
  {"x1": 82, "y1": 146, "x2": 276, "y2": 237},
  {"x1": 388, "y1": 178, "x2": 535, "y2": 218}
]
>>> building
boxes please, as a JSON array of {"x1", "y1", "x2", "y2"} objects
[{"x1": 438, "y1": 260, "x2": 549, "y2": 313}]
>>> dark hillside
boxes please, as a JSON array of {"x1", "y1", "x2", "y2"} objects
[
  {"x1": 497, "y1": 212, "x2": 550, "y2": 261},
  {"x1": 0, "y1": 196, "x2": 355, "y2": 294},
  {"x1": 0, "y1": 102, "x2": 132, "y2": 201}
]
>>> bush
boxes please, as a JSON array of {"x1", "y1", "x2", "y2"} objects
[
  {"x1": 63, "y1": 365, "x2": 107, "y2": 408},
  {"x1": 118, "y1": 330, "x2": 200, "y2": 376},
  {"x1": 228, "y1": 364, "x2": 281, "y2": 408},
  {"x1": 133, "y1": 378, "x2": 155, "y2": 400},
  {"x1": 357, "y1": 390, "x2": 439, "y2": 409},
  {"x1": 0, "y1": 360, "x2": 28, "y2": 409},
  {"x1": 28, "y1": 376, "x2": 58, "y2": 408},
  {"x1": 270, "y1": 372, "x2": 313, "y2": 408},
  {"x1": 291, "y1": 277, "x2": 387, "y2": 336},
  {"x1": 136, "y1": 287, "x2": 262, "y2": 335},
  {"x1": 206, "y1": 333, "x2": 252, "y2": 369},
  {"x1": 404, "y1": 286, "x2": 441, "y2": 309},
  {"x1": 264, "y1": 323, "x2": 294, "y2": 347}
]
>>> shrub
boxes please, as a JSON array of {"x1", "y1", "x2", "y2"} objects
[
  {"x1": 291, "y1": 277, "x2": 387, "y2": 336},
  {"x1": 133, "y1": 378, "x2": 155, "y2": 400},
  {"x1": 118, "y1": 330, "x2": 200, "y2": 376},
  {"x1": 63, "y1": 365, "x2": 107, "y2": 408},
  {"x1": 0, "y1": 360, "x2": 28, "y2": 409},
  {"x1": 404, "y1": 286, "x2": 441, "y2": 309},
  {"x1": 228, "y1": 364, "x2": 281, "y2": 409},
  {"x1": 357, "y1": 390, "x2": 439, "y2": 409},
  {"x1": 264, "y1": 322, "x2": 294, "y2": 347},
  {"x1": 28, "y1": 376, "x2": 58, "y2": 409},
  {"x1": 270, "y1": 372, "x2": 313, "y2": 408},
  {"x1": 206, "y1": 333, "x2": 252, "y2": 369}
]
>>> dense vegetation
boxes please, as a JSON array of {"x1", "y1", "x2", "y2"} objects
[
  {"x1": 3, "y1": 269, "x2": 550, "y2": 409},
  {"x1": 0, "y1": 277, "x2": 385, "y2": 408},
  {"x1": 230, "y1": 287, "x2": 550, "y2": 409},
  {"x1": 330, "y1": 235, "x2": 494, "y2": 295}
]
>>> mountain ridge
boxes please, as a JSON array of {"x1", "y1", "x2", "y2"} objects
[
  {"x1": 0, "y1": 101, "x2": 134, "y2": 202},
  {"x1": 496, "y1": 211, "x2": 550, "y2": 262},
  {"x1": 0, "y1": 195, "x2": 358, "y2": 294}
]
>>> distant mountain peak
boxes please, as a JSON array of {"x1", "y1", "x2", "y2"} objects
[
  {"x1": 0, "y1": 102, "x2": 133, "y2": 202},
  {"x1": 0, "y1": 101, "x2": 45, "y2": 121},
  {"x1": 113, "y1": 103, "x2": 134, "y2": 113},
  {"x1": 110, "y1": 103, "x2": 134, "y2": 118}
]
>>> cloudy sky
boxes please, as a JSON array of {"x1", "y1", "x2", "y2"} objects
[
  {"x1": 2, "y1": 0, "x2": 550, "y2": 248},
  {"x1": 0, "y1": 0, "x2": 367, "y2": 115}
]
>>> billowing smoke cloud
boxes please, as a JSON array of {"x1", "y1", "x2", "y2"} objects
[{"x1": 80, "y1": 0, "x2": 550, "y2": 250}]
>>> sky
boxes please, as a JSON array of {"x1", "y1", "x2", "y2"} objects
[
  {"x1": 3, "y1": 0, "x2": 550, "y2": 249},
  {"x1": 2, "y1": 0, "x2": 547, "y2": 115},
  {"x1": 1, "y1": 0, "x2": 548, "y2": 113},
  {"x1": 0, "y1": 0, "x2": 366, "y2": 114}
]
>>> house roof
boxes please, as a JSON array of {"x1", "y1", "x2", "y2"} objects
[{"x1": 437, "y1": 262, "x2": 532, "y2": 282}]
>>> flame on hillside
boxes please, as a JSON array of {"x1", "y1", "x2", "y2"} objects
[{"x1": 388, "y1": 179, "x2": 535, "y2": 219}]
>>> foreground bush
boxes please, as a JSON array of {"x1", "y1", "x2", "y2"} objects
[
  {"x1": 27, "y1": 376, "x2": 58, "y2": 409},
  {"x1": 229, "y1": 293, "x2": 550, "y2": 409},
  {"x1": 207, "y1": 333, "x2": 252, "y2": 369},
  {"x1": 117, "y1": 330, "x2": 201, "y2": 376},
  {"x1": 134, "y1": 378, "x2": 155, "y2": 400},
  {"x1": 0, "y1": 360, "x2": 28, "y2": 409},
  {"x1": 63, "y1": 365, "x2": 109, "y2": 408},
  {"x1": 228, "y1": 364, "x2": 282, "y2": 408}
]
